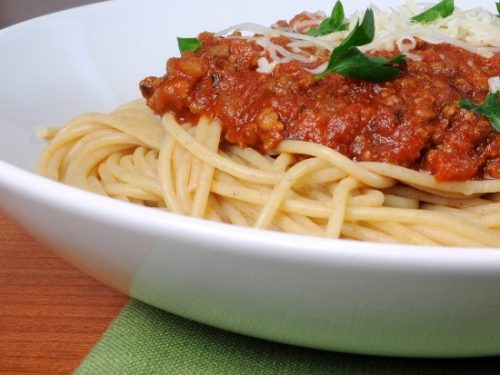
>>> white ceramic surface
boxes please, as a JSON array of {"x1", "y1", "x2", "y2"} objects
[{"x1": 1, "y1": 0, "x2": 499, "y2": 357}]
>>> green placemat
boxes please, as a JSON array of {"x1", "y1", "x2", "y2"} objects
[{"x1": 75, "y1": 300, "x2": 500, "y2": 374}]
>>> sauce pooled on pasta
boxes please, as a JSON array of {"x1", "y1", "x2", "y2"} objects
[{"x1": 140, "y1": 14, "x2": 500, "y2": 181}]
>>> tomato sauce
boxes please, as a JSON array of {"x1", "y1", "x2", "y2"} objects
[{"x1": 140, "y1": 27, "x2": 500, "y2": 181}]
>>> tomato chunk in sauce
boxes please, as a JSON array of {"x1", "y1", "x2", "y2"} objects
[{"x1": 140, "y1": 26, "x2": 500, "y2": 181}]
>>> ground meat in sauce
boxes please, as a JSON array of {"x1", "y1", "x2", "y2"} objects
[{"x1": 140, "y1": 27, "x2": 500, "y2": 182}]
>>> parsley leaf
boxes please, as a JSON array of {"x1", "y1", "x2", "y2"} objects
[
  {"x1": 331, "y1": 48, "x2": 404, "y2": 81},
  {"x1": 324, "y1": 8, "x2": 375, "y2": 70},
  {"x1": 307, "y1": 1, "x2": 349, "y2": 37},
  {"x1": 316, "y1": 9, "x2": 405, "y2": 82},
  {"x1": 459, "y1": 92, "x2": 500, "y2": 132},
  {"x1": 411, "y1": 0, "x2": 455, "y2": 23},
  {"x1": 177, "y1": 37, "x2": 201, "y2": 53},
  {"x1": 497, "y1": 1, "x2": 500, "y2": 17}
]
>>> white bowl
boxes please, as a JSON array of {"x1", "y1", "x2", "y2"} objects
[{"x1": 1, "y1": 0, "x2": 499, "y2": 357}]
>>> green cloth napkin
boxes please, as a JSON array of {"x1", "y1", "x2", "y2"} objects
[{"x1": 76, "y1": 300, "x2": 500, "y2": 375}]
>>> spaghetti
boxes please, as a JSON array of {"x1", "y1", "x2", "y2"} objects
[
  {"x1": 37, "y1": 100, "x2": 500, "y2": 247},
  {"x1": 37, "y1": 1, "x2": 500, "y2": 247}
]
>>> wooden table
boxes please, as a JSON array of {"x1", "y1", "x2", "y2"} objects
[
  {"x1": 0, "y1": 214, "x2": 128, "y2": 374},
  {"x1": 0, "y1": 2, "x2": 129, "y2": 374}
]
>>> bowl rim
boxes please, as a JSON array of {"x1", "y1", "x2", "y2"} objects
[
  {"x1": 1, "y1": 0, "x2": 499, "y2": 271},
  {"x1": 0, "y1": 0, "x2": 115, "y2": 35}
]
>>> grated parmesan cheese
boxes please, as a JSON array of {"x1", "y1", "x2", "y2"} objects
[
  {"x1": 215, "y1": 1, "x2": 500, "y2": 74},
  {"x1": 489, "y1": 76, "x2": 500, "y2": 93}
]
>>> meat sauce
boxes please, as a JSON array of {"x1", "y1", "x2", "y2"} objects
[{"x1": 140, "y1": 21, "x2": 500, "y2": 182}]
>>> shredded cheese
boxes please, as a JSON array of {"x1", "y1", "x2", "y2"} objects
[
  {"x1": 215, "y1": 1, "x2": 499, "y2": 74},
  {"x1": 489, "y1": 76, "x2": 500, "y2": 93}
]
